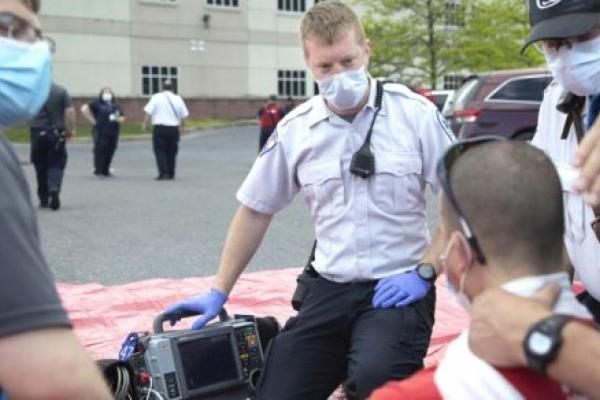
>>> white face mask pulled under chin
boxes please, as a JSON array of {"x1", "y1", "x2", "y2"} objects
[
  {"x1": 544, "y1": 35, "x2": 600, "y2": 96},
  {"x1": 317, "y1": 66, "x2": 369, "y2": 111},
  {"x1": 446, "y1": 272, "x2": 471, "y2": 312},
  {"x1": 439, "y1": 241, "x2": 472, "y2": 312}
]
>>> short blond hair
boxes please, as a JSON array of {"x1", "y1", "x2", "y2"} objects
[{"x1": 300, "y1": 1, "x2": 365, "y2": 45}]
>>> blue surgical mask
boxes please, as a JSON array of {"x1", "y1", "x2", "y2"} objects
[{"x1": 0, "y1": 37, "x2": 52, "y2": 127}]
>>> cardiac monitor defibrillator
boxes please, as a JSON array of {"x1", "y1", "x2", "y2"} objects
[{"x1": 128, "y1": 309, "x2": 265, "y2": 400}]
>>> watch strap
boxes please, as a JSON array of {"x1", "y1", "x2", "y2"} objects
[
  {"x1": 416, "y1": 263, "x2": 437, "y2": 283},
  {"x1": 523, "y1": 314, "x2": 570, "y2": 375}
]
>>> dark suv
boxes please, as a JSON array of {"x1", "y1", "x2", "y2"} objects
[{"x1": 450, "y1": 69, "x2": 552, "y2": 141}]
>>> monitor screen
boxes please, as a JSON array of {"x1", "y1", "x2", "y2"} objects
[{"x1": 178, "y1": 333, "x2": 240, "y2": 391}]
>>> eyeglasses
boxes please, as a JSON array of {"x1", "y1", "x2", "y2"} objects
[
  {"x1": 533, "y1": 26, "x2": 600, "y2": 55},
  {"x1": 0, "y1": 13, "x2": 43, "y2": 43},
  {"x1": 436, "y1": 136, "x2": 506, "y2": 264}
]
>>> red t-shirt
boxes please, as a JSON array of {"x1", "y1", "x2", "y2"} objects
[{"x1": 370, "y1": 366, "x2": 571, "y2": 399}]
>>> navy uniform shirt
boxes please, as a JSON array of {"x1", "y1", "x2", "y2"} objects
[{"x1": 30, "y1": 83, "x2": 72, "y2": 131}]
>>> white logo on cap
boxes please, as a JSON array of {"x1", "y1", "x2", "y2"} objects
[{"x1": 536, "y1": 0, "x2": 563, "y2": 9}]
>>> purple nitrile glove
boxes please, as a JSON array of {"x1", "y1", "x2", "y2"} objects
[
  {"x1": 372, "y1": 271, "x2": 431, "y2": 309},
  {"x1": 164, "y1": 288, "x2": 228, "y2": 330}
]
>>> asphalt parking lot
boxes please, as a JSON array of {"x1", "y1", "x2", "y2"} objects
[{"x1": 12, "y1": 126, "x2": 438, "y2": 285}]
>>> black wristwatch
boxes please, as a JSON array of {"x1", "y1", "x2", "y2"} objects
[
  {"x1": 523, "y1": 314, "x2": 571, "y2": 375},
  {"x1": 416, "y1": 263, "x2": 437, "y2": 283}
]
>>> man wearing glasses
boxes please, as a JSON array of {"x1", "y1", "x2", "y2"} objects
[
  {"x1": 371, "y1": 138, "x2": 593, "y2": 399},
  {"x1": 0, "y1": 0, "x2": 111, "y2": 398}
]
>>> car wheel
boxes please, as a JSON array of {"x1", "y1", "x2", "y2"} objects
[{"x1": 513, "y1": 131, "x2": 535, "y2": 142}]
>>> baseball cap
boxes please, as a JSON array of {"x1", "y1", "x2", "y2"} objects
[{"x1": 523, "y1": 0, "x2": 600, "y2": 51}]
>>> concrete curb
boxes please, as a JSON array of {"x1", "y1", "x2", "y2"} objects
[{"x1": 72, "y1": 119, "x2": 258, "y2": 144}]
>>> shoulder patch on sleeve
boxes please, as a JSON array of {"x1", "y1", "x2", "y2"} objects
[{"x1": 279, "y1": 99, "x2": 314, "y2": 127}]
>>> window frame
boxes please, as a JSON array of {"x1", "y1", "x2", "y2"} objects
[
  {"x1": 141, "y1": 65, "x2": 180, "y2": 97},
  {"x1": 485, "y1": 74, "x2": 552, "y2": 105},
  {"x1": 206, "y1": 0, "x2": 240, "y2": 9},
  {"x1": 277, "y1": 69, "x2": 307, "y2": 98},
  {"x1": 443, "y1": 74, "x2": 466, "y2": 90},
  {"x1": 444, "y1": 0, "x2": 465, "y2": 27},
  {"x1": 277, "y1": 0, "x2": 307, "y2": 14}
]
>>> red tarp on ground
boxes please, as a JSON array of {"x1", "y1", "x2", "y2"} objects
[{"x1": 57, "y1": 268, "x2": 470, "y2": 366}]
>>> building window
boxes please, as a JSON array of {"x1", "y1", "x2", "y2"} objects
[
  {"x1": 278, "y1": 70, "x2": 306, "y2": 97},
  {"x1": 278, "y1": 0, "x2": 306, "y2": 13},
  {"x1": 142, "y1": 66, "x2": 179, "y2": 96},
  {"x1": 445, "y1": 0, "x2": 464, "y2": 27},
  {"x1": 443, "y1": 74, "x2": 465, "y2": 90},
  {"x1": 206, "y1": 0, "x2": 239, "y2": 7},
  {"x1": 140, "y1": 0, "x2": 179, "y2": 5}
]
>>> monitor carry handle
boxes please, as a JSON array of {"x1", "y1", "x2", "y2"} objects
[{"x1": 154, "y1": 308, "x2": 230, "y2": 334}]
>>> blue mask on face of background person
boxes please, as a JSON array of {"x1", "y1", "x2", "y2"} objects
[{"x1": 0, "y1": 37, "x2": 52, "y2": 127}]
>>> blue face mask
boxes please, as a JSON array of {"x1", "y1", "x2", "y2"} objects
[{"x1": 0, "y1": 37, "x2": 52, "y2": 127}]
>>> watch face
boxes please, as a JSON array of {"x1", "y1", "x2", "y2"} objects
[
  {"x1": 418, "y1": 264, "x2": 435, "y2": 280},
  {"x1": 528, "y1": 331, "x2": 553, "y2": 355}
]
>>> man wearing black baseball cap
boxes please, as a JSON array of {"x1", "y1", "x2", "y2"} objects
[
  {"x1": 523, "y1": 0, "x2": 600, "y2": 52},
  {"x1": 524, "y1": 0, "x2": 600, "y2": 325}
]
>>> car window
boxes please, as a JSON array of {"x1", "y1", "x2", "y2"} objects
[
  {"x1": 451, "y1": 77, "x2": 481, "y2": 112},
  {"x1": 488, "y1": 76, "x2": 552, "y2": 102}
]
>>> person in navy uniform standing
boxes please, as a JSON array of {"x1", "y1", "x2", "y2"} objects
[
  {"x1": 81, "y1": 87, "x2": 124, "y2": 177},
  {"x1": 29, "y1": 81, "x2": 76, "y2": 210}
]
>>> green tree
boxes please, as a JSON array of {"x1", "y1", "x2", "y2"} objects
[
  {"x1": 354, "y1": 0, "x2": 544, "y2": 86},
  {"x1": 449, "y1": 0, "x2": 544, "y2": 72},
  {"x1": 356, "y1": 0, "x2": 458, "y2": 87}
]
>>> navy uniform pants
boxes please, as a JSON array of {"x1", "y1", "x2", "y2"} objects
[
  {"x1": 30, "y1": 128, "x2": 67, "y2": 205},
  {"x1": 94, "y1": 134, "x2": 118, "y2": 176},
  {"x1": 255, "y1": 273, "x2": 435, "y2": 400},
  {"x1": 258, "y1": 126, "x2": 275, "y2": 152},
  {"x1": 152, "y1": 125, "x2": 180, "y2": 178}
]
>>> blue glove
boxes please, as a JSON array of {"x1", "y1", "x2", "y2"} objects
[
  {"x1": 372, "y1": 271, "x2": 431, "y2": 308},
  {"x1": 164, "y1": 288, "x2": 228, "y2": 330}
]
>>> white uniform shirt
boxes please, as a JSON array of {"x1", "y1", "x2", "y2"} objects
[
  {"x1": 532, "y1": 80, "x2": 600, "y2": 301},
  {"x1": 143, "y1": 90, "x2": 189, "y2": 127},
  {"x1": 237, "y1": 79, "x2": 454, "y2": 282}
]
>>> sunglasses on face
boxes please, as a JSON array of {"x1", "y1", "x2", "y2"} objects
[{"x1": 436, "y1": 135, "x2": 506, "y2": 265}]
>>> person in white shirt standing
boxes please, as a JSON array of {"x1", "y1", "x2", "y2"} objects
[
  {"x1": 164, "y1": 2, "x2": 453, "y2": 399},
  {"x1": 143, "y1": 79, "x2": 189, "y2": 180},
  {"x1": 523, "y1": 0, "x2": 600, "y2": 322}
]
